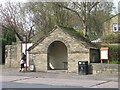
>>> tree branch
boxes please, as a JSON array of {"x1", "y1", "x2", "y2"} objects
[
  {"x1": 89, "y1": 2, "x2": 99, "y2": 12},
  {"x1": 57, "y1": 4, "x2": 82, "y2": 20},
  {"x1": 28, "y1": 25, "x2": 34, "y2": 41}
]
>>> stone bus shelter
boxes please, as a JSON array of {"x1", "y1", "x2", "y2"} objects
[{"x1": 28, "y1": 25, "x2": 98, "y2": 73}]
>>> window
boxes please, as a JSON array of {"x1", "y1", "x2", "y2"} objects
[
  {"x1": 114, "y1": 27, "x2": 117, "y2": 31},
  {"x1": 119, "y1": 25, "x2": 120, "y2": 31},
  {"x1": 112, "y1": 23, "x2": 118, "y2": 32}
]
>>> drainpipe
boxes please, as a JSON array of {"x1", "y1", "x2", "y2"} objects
[{"x1": 25, "y1": 34, "x2": 27, "y2": 71}]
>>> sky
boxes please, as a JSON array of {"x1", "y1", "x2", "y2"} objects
[
  {"x1": 0, "y1": 0, "x2": 119, "y2": 13},
  {"x1": 0, "y1": 0, "x2": 119, "y2": 6},
  {"x1": 0, "y1": 0, "x2": 119, "y2": 5},
  {"x1": 113, "y1": 0, "x2": 119, "y2": 8},
  {"x1": 112, "y1": 0, "x2": 120, "y2": 14}
]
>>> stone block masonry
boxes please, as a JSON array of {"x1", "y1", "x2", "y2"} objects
[
  {"x1": 91, "y1": 63, "x2": 118, "y2": 74},
  {"x1": 5, "y1": 44, "x2": 22, "y2": 68}
]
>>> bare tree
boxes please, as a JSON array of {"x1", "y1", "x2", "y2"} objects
[
  {"x1": 0, "y1": 1, "x2": 35, "y2": 42},
  {"x1": 58, "y1": 1, "x2": 114, "y2": 37}
]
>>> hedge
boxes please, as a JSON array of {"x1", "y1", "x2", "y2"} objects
[
  {"x1": 102, "y1": 33, "x2": 120, "y2": 43},
  {"x1": 102, "y1": 44, "x2": 120, "y2": 63}
]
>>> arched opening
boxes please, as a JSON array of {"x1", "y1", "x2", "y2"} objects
[{"x1": 47, "y1": 41, "x2": 68, "y2": 70}]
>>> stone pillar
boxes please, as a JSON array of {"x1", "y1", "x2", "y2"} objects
[
  {"x1": 0, "y1": 39, "x2": 2, "y2": 64},
  {"x1": 5, "y1": 45, "x2": 11, "y2": 67},
  {"x1": 16, "y1": 42, "x2": 22, "y2": 68},
  {"x1": 5, "y1": 42, "x2": 22, "y2": 68}
]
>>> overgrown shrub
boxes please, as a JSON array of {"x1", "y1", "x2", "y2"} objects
[
  {"x1": 102, "y1": 33, "x2": 120, "y2": 43},
  {"x1": 103, "y1": 44, "x2": 120, "y2": 63}
]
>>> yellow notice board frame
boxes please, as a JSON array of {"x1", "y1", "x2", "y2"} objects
[{"x1": 100, "y1": 47, "x2": 109, "y2": 63}]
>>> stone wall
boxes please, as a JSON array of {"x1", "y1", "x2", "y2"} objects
[
  {"x1": 5, "y1": 43, "x2": 22, "y2": 68},
  {"x1": 0, "y1": 40, "x2": 2, "y2": 64},
  {"x1": 103, "y1": 14, "x2": 119, "y2": 36},
  {"x1": 29, "y1": 27, "x2": 91, "y2": 73},
  {"x1": 91, "y1": 63, "x2": 118, "y2": 74}
]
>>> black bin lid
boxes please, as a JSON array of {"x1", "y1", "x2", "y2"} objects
[{"x1": 78, "y1": 61, "x2": 88, "y2": 64}]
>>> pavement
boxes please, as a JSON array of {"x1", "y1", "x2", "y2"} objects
[{"x1": 0, "y1": 65, "x2": 119, "y2": 88}]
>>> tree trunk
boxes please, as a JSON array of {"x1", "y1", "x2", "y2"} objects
[{"x1": 83, "y1": 21, "x2": 88, "y2": 37}]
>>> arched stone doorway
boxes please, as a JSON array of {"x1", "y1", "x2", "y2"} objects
[{"x1": 47, "y1": 41, "x2": 68, "y2": 70}]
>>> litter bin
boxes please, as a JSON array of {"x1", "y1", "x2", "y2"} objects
[{"x1": 78, "y1": 61, "x2": 88, "y2": 75}]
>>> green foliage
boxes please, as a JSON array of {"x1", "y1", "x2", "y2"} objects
[
  {"x1": 102, "y1": 44, "x2": 120, "y2": 64},
  {"x1": 26, "y1": 2, "x2": 74, "y2": 34},
  {"x1": 102, "y1": 33, "x2": 120, "y2": 43},
  {"x1": 110, "y1": 60, "x2": 120, "y2": 64},
  {"x1": 23, "y1": 2, "x2": 115, "y2": 42},
  {"x1": 108, "y1": 45, "x2": 120, "y2": 62},
  {"x1": 60, "y1": 26, "x2": 91, "y2": 42},
  {"x1": 2, "y1": 26, "x2": 16, "y2": 45},
  {"x1": 60, "y1": 26, "x2": 80, "y2": 36},
  {"x1": 1, "y1": 2, "x2": 115, "y2": 43},
  {"x1": 79, "y1": 31, "x2": 84, "y2": 36}
]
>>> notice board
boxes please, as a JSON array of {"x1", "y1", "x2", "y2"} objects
[{"x1": 100, "y1": 47, "x2": 109, "y2": 63}]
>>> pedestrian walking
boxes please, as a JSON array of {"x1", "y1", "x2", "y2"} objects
[{"x1": 19, "y1": 53, "x2": 26, "y2": 72}]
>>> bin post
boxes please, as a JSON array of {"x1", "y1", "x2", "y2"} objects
[{"x1": 29, "y1": 64, "x2": 35, "y2": 72}]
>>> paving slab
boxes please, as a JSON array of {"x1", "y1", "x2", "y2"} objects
[
  {"x1": 13, "y1": 77, "x2": 118, "y2": 88},
  {"x1": 90, "y1": 81, "x2": 118, "y2": 88},
  {"x1": 1, "y1": 76, "x2": 31, "y2": 82},
  {"x1": 1, "y1": 67, "x2": 119, "y2": 88}
]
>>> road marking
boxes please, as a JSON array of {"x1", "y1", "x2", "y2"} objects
[
  {"x1": 9, "y1": 77, "x2": 35, "y2": 82},
  {"x1": 89, "y1": 80, "x2": 111, "y2": 87}
]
